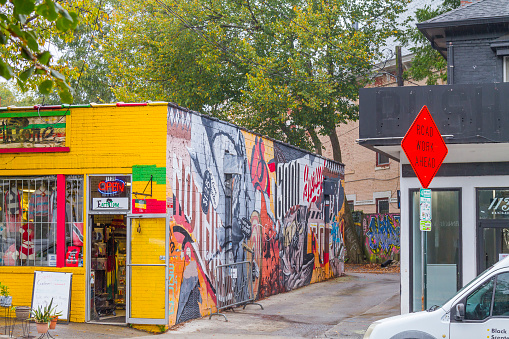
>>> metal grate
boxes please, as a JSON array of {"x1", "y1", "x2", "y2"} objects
[{"x1": 0, "y1": 175, "x2": 84, "y2": 267}]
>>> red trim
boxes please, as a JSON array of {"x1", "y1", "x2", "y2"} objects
[
  {"x1": 57, "y1": 175, "x2": 66, "y2": 267},
  {"x1": 33, "y1": 105, "x2": 63, "y2": 110},
  {"x1": 0, "y1": 147, "x2": 70, "y2": 153},
  {"x1": 116, "y1": 102, "x2": 147, "y2": 107}
]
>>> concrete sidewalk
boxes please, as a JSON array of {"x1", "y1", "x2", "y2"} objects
[{"x1": 0, "y1": 271, "x2": 400, "y2": 339}]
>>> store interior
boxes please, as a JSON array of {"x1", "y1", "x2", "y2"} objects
[{"x1": 90, "y1": 214, "x2": 126, "y2": 323}]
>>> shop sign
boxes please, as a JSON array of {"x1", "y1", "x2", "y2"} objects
[
  {"x1": 92, "y1": 197, "x2": 129, "y2": 210},
  {"x1": 420, "y1": 188, "x2": 432, "y2": 231},
  {"x1": 401, "y1": 106, "x2": 448, "y2": 188},
  {"x1": 488, "y1": 197, "x2": 509, "y2": 215},
  {"x1": 0, "y1": 113, "x2": 68, "y2": 153},
  {"x1": 98, "y1": 178, "x2": 126, "y2": 196}
]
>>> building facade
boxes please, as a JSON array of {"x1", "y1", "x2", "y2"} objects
[
  {"x1": 358, "y1": 0, "x2": 509, "y2": 314},
  {"x1": 0, "y1": 102, "x2": 346, "y2": 329}
]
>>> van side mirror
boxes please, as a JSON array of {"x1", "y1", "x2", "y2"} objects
[{"x1": 455, "y1": 303, "x2": 465, "y2": 321}]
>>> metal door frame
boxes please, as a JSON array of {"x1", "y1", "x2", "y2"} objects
[
  {"x1": 477, "y1": 220, "x2": 509, "y2": 275},
  {"x1": 126, "y1": 213, "x2": 169, "y2": 325}
]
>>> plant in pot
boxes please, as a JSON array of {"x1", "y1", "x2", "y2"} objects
[
  {"x1": 14, "y1": 305, "x2": 32, "y2": 320},
  {"x1": 49, "y1": 304, "x2": 62, "y2": 330},
  {"x1": 30, "y1": 304, "x2": 52, "y2": 334},
  {"x1": 0, "y1": 282, "x2": 12, "y2": 307}
]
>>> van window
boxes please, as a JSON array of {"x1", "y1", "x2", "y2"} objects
[
  {"x1": 465, "y1": 278, "x2": 494, "y2": 320},
  {"x1": 493, "y1": 273, "x2": 509, "y2": 316}
]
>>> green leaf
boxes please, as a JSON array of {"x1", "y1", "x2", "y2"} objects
[
  {"x1": 9, "y1": 24, "x2": 23, "y2": 38},
  {"x1": 0, "y1": 0, "x2": 7, "y2": 5},
  {"x1": 20, "y1": 46, "x2": 34, "y2": 60},
  {"x1": 0, "y1": 60, "x2": 13, "y2": 80},
  {"x1": 36, "y1": 1, "x2": 58, "y2": 21},
  {"x1": 0, "y1": 33, "x2": 6, "y2": 45},
  {"x1": 56, "y1": 5, "x2": 73, "y2": 22},
  {"x1": 16, "y1": 78, "x2": 26, "y2": 92},
  {"x1": 38, "y1": 79, "x2": 53, "y2": 95},
  {"x1": 19, "y1": 65, "x2": 35, "y2": 82},
  {"x1": 58, "y1": 89, "x2": 73, "y2": 104},
  {"x1": 12, "y1": 0, "x2": 35, "y2": 16},
  {"x1": 69, "y1": 11, "x2": 79, "y2": 29},
  {"x1": 37, "y1": 51, "x2": 51, "y2": 65},
  {"x1": 17, "y1": 14, "x2": 27, "y2": 25},
  {"x1": 24, "y1": 31, "x2": 38, "y2": 52},
  {"x1": 34, "y1": 68, "x2": 46, "y2": 75},
  {"x1": 55, "y1": 17, "x2": 72, "y2": 31},
  {"x1": 50, "y1": 69, "x2": 65, "y2": 81}
]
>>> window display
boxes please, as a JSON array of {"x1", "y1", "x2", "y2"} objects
[{"x1": 0, "y1": 176, "x2": 84, "y2": 267}]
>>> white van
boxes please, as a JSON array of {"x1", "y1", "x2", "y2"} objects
[{"x1": 364, "y1": 256, "x2": 509, "y2": 339}]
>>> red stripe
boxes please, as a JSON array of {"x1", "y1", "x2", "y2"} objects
[
  {"x1": 0, "y1": 147, "x2": 70, "y2": 153},
  {"x1": 116, "y1": 102, "x2": 147, "y2": 107}
]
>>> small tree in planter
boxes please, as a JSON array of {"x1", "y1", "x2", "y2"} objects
[{"x1": 0, "y1": 282, "x2": 12, "y2": 307}]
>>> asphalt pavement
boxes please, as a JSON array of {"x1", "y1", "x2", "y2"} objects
[{"x1": 0, "y1": 268, "x2": 400, "y2": 339}]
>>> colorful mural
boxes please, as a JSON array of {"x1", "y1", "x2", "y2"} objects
[
  {"x1": 362, "y1": 213, "x2": 400, "y2": 262},
  {"x1": 166, "y1": 105, "x2": 346, "y2": 326}
]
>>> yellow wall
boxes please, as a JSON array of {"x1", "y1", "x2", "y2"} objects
[{"x1": 0, "y1": 105, "x2": 167, "y2": 322}]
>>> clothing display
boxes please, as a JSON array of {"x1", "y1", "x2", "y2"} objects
[
  {"x1": 4, "y1": 187, "x2": 21, "y2": 233},
  {"x1": 28, "y1": 187, "x2": 49, "y2": 219},
  {"x1": 19, "y1": 223, "x2": 34, "y2": 260}
]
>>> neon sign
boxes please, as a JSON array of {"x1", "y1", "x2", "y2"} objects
[{"x1": 98, "y1": 178, "x2": 125, "y2": 196}]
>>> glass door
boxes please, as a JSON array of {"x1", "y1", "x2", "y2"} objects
[
  {"x1": 126, "y1": 214, "x2": 168, "y2": 324},
  {"x1": 479, "y1": 224, "x2": 509, "y2": 273}
]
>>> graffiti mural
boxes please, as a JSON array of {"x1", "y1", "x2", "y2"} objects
[
  {"x1": 166, "y1": 104, "x2": 346, "y2": 326},
  {"x1": 363, "y1": 214, "x2": 401, "y2": 262}
]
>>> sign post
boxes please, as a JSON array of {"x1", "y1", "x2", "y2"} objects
[{"x1": 402, "y1": 106, "x2": 448, "y2": 311}]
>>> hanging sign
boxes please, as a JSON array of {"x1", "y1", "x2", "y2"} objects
[
  {"x1": 420, "y1": 188, "x2": 432, "y2": 231},
  {"x1": 401, "y1": 106, "x2": 448, "y2": 188},
  {"x1": 0, "y1": 113, "x2": 69, "y2": 153}
]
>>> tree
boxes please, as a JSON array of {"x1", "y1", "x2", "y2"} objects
[
  {"x1": 0, "y1": 0, "x2": 79, "y2": 103},
  {"x1": 103, "y1": 0, "x2": 407, "y2": 157},
  {"x1": 399, "y1": 0, "x2": 460, "y2": 85}
]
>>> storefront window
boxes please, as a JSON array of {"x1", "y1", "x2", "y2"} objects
[
  {"x1": 0, "y1": 175, "x2": 84, "y2": 267},
  {"x1": 478, "y1": 189, "x2": 509, "y2": 220},
  {"x1": 411, "y1": 189, "x2": 461, "y2": 312}
]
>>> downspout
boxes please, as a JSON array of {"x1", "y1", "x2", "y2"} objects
[{"x1": 447, "y1": 42, "x2": 454, "y2": 85}]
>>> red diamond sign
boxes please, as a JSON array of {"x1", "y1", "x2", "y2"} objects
[{"x1": 401, "y1": 105, "x2": 448, "y2": 188}]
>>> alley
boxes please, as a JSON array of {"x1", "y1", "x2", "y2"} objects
[{"x1": 141, "y1": 270, "x2": 400, "y2": 339}]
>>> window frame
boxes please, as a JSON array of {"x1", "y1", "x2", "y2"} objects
[
  {"x1": 376, "y1": 198, "x2": 390, "y2": 214},
  {"x1": 376, "y1": 152, "x2": 390, "y2": 167}
]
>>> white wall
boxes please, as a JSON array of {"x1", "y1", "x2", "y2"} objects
[{"x1": 399, "y1": 173, "x2": 509, "y2": 314}]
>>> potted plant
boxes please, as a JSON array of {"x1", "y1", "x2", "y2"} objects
[
  {"x1": 29, "y1": 304, "x2": 52, "y2": 334},
  {"x1": 49, "y1": 306, "x2": 62, "y2": 330},
  {"x1": 0, "y1": 282, "x2": 12, "y2": 307}
]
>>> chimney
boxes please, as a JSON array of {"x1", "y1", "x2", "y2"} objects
[{"x1": 460, "y1": 0, "x2": 480, "y2": 6}]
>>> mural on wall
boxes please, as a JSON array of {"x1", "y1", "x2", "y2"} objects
[
  {"x1": 362, "y1": 214, "x2": 400, "y2": 262},
  {"x1": 166, "y1": 104, "x2": 346, "y2": 326}
]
